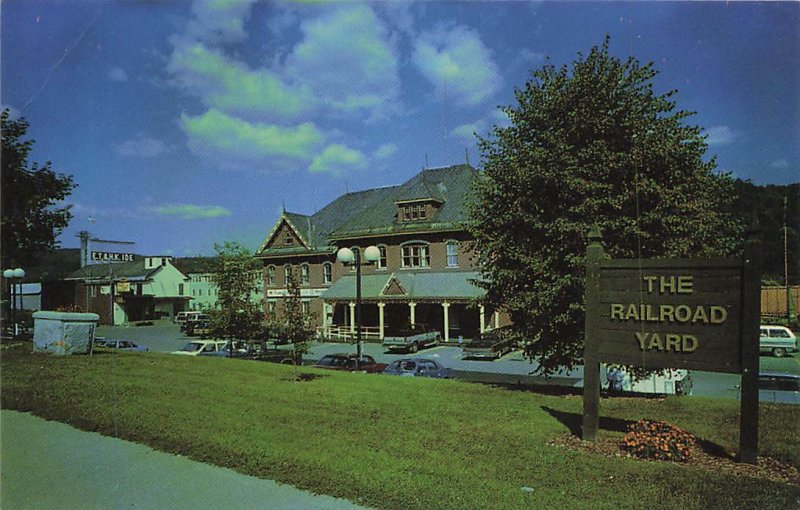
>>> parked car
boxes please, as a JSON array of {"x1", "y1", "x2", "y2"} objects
[
  {"x1": 758, "y1": 372, "x2": 800, "y2": 404},
  {"x1": 96, "y1": 339, "x2": 148, "y2": 352},
  {"x1": 171, "y1": 340, "x2": 227, "y2": 356},
  {"x1": 313, "y1": 353, "x2": 387, "y2": 373},
  {"x1": 186, "y1": 320, "x2": 213, "y2": 338},
  {"x1": 382, "y1": 324, "x2": 440, "y2": 353},
  {"x1": 225, "y1": 341, "x2": 301, "y2": 365},
  {"x1": 180, "y1": 312, "x2": 209, "y2": 333},
  {"x1": 462, "y1": 327, "x2": 516, "y2": 360},
  {"x1": 759, "y1": 325, "x2": 798, "y2": 357},
  {"x1": 383, "y1": 358, "x2": 452, "y2": 379}
]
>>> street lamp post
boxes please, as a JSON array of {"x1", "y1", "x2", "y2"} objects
[
  {"x1": 3, "y1": 268, "x2": 26, "y2": 339},
  {"x1": 336, "y1": 245, "x2": 380, "y2": 370}
]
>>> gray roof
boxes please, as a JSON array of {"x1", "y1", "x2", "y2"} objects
[
  {"x1": 256, "y1": 165, "x2": 477, "y2": 256},
  {"x1": 66, "y1": 260, "x2": 175, "y2": 282},
  {"x1": 320, "y1": 271, "x2": 485, "y2": 302}
]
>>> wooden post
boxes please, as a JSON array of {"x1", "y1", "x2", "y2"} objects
[
  {"x1": 582, "y1": 226, "x2": 603, "y2": 441},
  {"x1": 739, "y1": 224, "x2": 762, "y2": 463}
]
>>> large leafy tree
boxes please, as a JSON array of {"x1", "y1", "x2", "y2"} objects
[
  {"x1": 469, "y1": 38, "x2": 743, "y2": 374},
  {"x1": 1, "y1": 109, "x2": 76, "y2": 269},
  {"x1": 207, "y1": 242, "x2": 266, "y2": 348},
  {"x1": 283, "y1": 266, "x2": 315, "y2": 369}
]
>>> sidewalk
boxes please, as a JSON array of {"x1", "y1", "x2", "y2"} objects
[{"x1": 1, "y1": 410, "x2": 371, "y2": 510}]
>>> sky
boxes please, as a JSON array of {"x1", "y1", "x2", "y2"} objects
[{"x1": 2, "y1": 1, "x2": 798, "y2": 258}]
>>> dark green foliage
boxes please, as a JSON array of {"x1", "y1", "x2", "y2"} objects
[
  {"x1": 732, "y1": 181, "x2": 799, "y2": 285},
  {"x1": 283, "y1": 266, "x2": 315, "y2": 365},
  {"x1": 206, "y1": 242, "x2": 266, "y2": 344},
  {"x1": 1, "y1": 109, "x2": 76, "y2": 269},
  {"x1": 469, "y1": 38, "x2": 743, "y2": 374}
]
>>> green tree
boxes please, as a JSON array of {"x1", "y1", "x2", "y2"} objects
[
  {"x1": 1, "y1": 109, "x2": 76, "y2": 269},
  {"x1": 283, "y1": 266, "x2": 315, "y2": 371},
  {"x1": 469, "y1": 38, "x2": 743, "y2": 374},
  {"x1": 206, "y1": 242, "x2": 266, "y2": 350}
]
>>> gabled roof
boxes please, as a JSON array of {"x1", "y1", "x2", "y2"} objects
[
  {"x1": 256, "y1": 165, "x2": 477, "y2": 257},
  {"x1": 172, "y1": 257, "x2": 219, "y2": 275}
]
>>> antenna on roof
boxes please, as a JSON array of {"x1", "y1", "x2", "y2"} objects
[
  {"x1": 465, "y1": 148, "x2": 470, "y2": 166},
  {"x1": 282, "y1": 200, "x2": 286, "y2": 213}
]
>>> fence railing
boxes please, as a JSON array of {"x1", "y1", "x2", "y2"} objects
[{"x1": 316, "y1": 325, "x2": 382, "y2": 343}]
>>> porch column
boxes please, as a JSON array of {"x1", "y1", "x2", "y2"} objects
[
  {"x1": 494, "y1": 311, "x2": 500, "y2": 329},
  {"x1": 442, "y1": 302, "x2": 451, "y2": 342},
  {"x1": 479, "y1": 304, "x2": 486, "y2": 333},
  {"x1": 378, "y1": 302, "x2": 385, "y2": 340},
  {"x1": 349, "y1": 302, "x2": 356, "y2": 334},
  {"x1": 409, "y1": 301, "x2": 416, "y2": 327}
]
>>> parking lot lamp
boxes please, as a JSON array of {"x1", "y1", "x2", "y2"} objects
[
  {"x1": 336, "y1": 246, "x2": 380, "y2": 370},
  {"x1": 3, "y1": 268, "x2": 25, "y2": 339}
]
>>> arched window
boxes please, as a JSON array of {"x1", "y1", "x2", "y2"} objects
[
  {"x1": 284, "y1": 264, "x2": 292, "y2": 285},
  {"x1": 267, "y1": 265, "x2": 276, "y2": 286},
  {"x1": 323, "y1": 262, "x2": 332, "y2": 284},
  {"x1": 300, "y1": 264, "x2": 310, "y2": 285},
  {"x1": 401, "y1": 241, "x2": 430, "y2": 268}
]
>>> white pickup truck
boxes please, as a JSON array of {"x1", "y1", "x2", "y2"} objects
[{"x1": 382, "y1": 325, "x2": 441, "y2": 353}]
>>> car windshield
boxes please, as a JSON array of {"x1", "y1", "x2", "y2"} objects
[
  {"x1": 179, "y1": 342, "x2": 204, "y2": 353},
  {"x1": 399, "y1": 361, "x2": 417, "y2": 371}
]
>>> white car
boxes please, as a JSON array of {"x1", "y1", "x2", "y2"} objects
[
  {"x1": 759, "y1": 325, "x2": 798, "y2": 358},
  {"x1": 171, "y1": 340, "x2": 227, "y2": 356}
]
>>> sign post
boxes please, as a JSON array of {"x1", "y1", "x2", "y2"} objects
[{"x1": 582, "y1": 228, "x2": 761, "y2": 463}]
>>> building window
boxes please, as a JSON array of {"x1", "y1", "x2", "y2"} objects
[
  {"x1": 376, "y1": 245, "x2": 387, "y2": 269},
  {"x1": 89, "y1": 285, "x2": 97, "y2": 298},
  {"x1": 446, "y1": 241, "x2": 458, "y2": 267},
  {"x1": 401, "y1": 243, "x2": 430, "y2": 268},
  {"x1": 199, "y1": 289, "x2": 203, "y2": 296},
  {"x1": 323, "y1": 262, "x2": 332, "y2": 284},
  {"x1": 284, "y1": 232, "x2": 294, "y2": 245},
  {"x1": 284, "y1": 264, "x2": 292, "y2": 285},
  {"x1": 267, "y1": 266, "x2": 276, "y2": 286},
  {"x1": 267, "y1": 300, "x2": 276, "y2": 316},
  {"x1": 300, "y1": 264, "x2": 310, "y2": 285},
  {"x1": 178, "y1": 283, "x2": 184, "y2": 295},
  {"x1": 302, "y1": 301, "x2": 310, "y2": 316}
]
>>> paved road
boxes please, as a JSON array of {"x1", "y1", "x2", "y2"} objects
[
  {"x1": 96, "y1": 322, "x2": 800, "y2": 400},
  {"x1": 0, "y1": 410, "x2": 372, "y2": 510}
]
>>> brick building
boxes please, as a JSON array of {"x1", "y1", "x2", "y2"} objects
[{"x1": 255, "y1": 165, "x2": 503, "y2": 343}]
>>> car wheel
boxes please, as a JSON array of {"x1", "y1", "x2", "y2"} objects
[{"x1": 773, "y1": 347, "x2": 787, "y2": 358}]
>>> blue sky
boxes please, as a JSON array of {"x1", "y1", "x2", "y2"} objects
[{"x1": 3, "y1": 1, "x2": 798, "y2": 257}]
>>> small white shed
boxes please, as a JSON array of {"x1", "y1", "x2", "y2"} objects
[{"x1": 32, "y1": 311, "x2": 100, "y2": 355}]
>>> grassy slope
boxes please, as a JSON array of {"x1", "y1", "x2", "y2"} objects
[{"x1": 2, "y1": 349, "x2": 798, "y2": 510}]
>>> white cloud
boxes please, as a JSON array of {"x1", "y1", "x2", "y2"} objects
[
  {"x1": 284, "y1": 5, "x2": 401, "y2": 119},
  {"x1": 309, "y1": 144, "x2": 368, "y2": 176},
  {"x1": 113, "y1": 136, "x2": 169, "y2": 158},
  {"x1": 186, "y1": 0, "x2": 258, "y2": 44},
  {"x1": 151, "y1": 203, "x2": 232, "y2": 220},
  {"x1": 180, "y1": 109, "x2": 323, "y2": 164},
  {"x1": 107, "y1": 67, "x2": 128, "y2": 82},
  {"x1": 770, "y1": 159, "x2": 789, "y2": 169},
  {"x1": 451, "y1": 122, "x2": 484, "y2": 142},
  {"x1": 168, "y1": 42, "x2": 316, "y2": 120},
  {"x1": 705, "y1": 125, "x2": 738, "y2": 146},
  {"x1": 373, "y1": 143, "x2": 398, "y2": 160},
  {"x1": 412, "y1": 25, "x2": 502, "y2": 105}
]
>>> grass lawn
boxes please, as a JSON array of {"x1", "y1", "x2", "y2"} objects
[{"x1": 2, "y1": 347, "x2": 799, "y2": 510}]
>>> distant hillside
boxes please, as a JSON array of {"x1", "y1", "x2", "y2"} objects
[{"x1": 733, "y1": 180, "x2": 800, "y2": 284}]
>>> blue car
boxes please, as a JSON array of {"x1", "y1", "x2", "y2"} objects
[
  {"x1": 97, "y1": 339, "x2": 148, "y2": 352},
  {"x1": 383, "y1": 358, "x2": 452, "y2": 379}
]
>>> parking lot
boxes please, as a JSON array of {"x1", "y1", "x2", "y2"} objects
[{"x1": 95, "y1": 321, "x2": 800, "y2": 400}]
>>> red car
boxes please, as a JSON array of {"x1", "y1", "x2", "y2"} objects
[{"x1": 313, "y1": 353, "x2": 387, "y2": 373}]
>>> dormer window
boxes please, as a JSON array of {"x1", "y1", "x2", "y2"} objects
[{"x1": 397, "y1": 200, "x2": 438, "y2": 223}]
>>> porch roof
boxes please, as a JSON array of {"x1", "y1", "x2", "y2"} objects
[{"x1": 320, "y1": 271, "x2": 486, "y2": 302}]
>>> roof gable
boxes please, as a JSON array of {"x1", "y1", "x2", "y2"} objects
[
  {"x1": 381, "y1": 273, "x2": 407, "y2": 296},
  {"x1": 257, "y1": 213, "x2": 312, "y2": 253}
]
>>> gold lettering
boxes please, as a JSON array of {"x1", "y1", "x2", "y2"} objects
[
  {"x1": 647, "y1": 332, "x2": 664, "y2": 351},
  {"x1": 645, "y1": 305, "x2": 659, "y2": 322},
  {"x1": 692, "y1": 306, "x2": 709, "y2": 324},
  {"x1": 643, "y1": 275, "x2": 658, "y2": 294},
  {"x1": 677, "y1": 276, "x2": 694, "y2": 294},
  {"x1": 665, "y1": 334, "x2": 681, "y2": 351},
  {"x1": 610, "y1": 303, "x2": 625, "y2": 320},
  {"x1": 710, "y1": 306, "x2": 727, "y2": 324},
  {"x1": 660, "y1": 276, "x2": 677, "y2": 294},
  {"x1": 674, "y1": 305, "x2": 692, "y2": 322},
  {"x1": 635, "y1": 331, "x2": 648, "y2": 350},
  {"x1": 625, "y1": 303, "x2": 639, "y2": 321},
  {"x1": 682, "y1": 335, "x2": 698, "y2": 352},
  {"x1": 660, "y1": 304, "x2": 675, "y2": 322}
]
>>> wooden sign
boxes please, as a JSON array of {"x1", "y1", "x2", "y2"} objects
[{"x1": 582, "y1": 227, "x2": 761, "y2": 464}]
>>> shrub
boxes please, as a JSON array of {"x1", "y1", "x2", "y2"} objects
[{"x1": 621, "y1": 419, "x2": 696, "y2": 462}]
